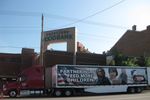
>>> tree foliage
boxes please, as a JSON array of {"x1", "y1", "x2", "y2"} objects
[
  {"x1": 145, "y1": 57, "x2": 150, "y2": 67},
  {"x1": 109, "y1": 50, "x2": 150, "y2": 67}
]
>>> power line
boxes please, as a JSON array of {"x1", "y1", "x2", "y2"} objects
[
  {"x1": 0, "y1": 26, "x2": 39, "y2": 28},
  {"x1": 0, "y1": 10, "x2": 78, "y2": 21},
  {"x1": 78, "y1": 35, "x2": 118, "y2": 43},
  {"x1": 0, "y1": 29, "x2": 121, "y2": 40},
  {"x1": 0, "y1": 31, "x2": 118, "y2": 50},
  {"x1": 0, "y1": 46, "x2": 39, "y2": 49},
  {"x1": 0, "y1": 10, "x2": 41, "y2": 17},
  {"x1": 60, "y1": 0, "x2": 126, "y2": 28},
  {"x1": 0, "y1": 10, "x2": 80, "y2": 23},
  {"x1": 0, "y1": 21, "x2": 128, "y2": 30},
  {"x1": 0, "y1": 24, "x2": 121, "y2": 40},
  {"x1": 77, "y1": 21, "x2": 128, "y2": 29},
  {"x1": 78, "y1": 32, "x2": 119, "y2": 40},
  {"x1": 0, "y1": 1, "x2": 128, "y2": 30}
]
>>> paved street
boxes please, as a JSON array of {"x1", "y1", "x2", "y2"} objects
[{"x1": 1, "y1": 90, "x2": 150, "y2": 100}]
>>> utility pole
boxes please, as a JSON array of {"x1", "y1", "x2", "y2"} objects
[
  {"x1": 73, "y1": 52, "x2": 76, "y2": 65},
  {"x1": 40, "y1": 14, "x2": 44, "y2": 66},
  {"x1": 40, "y1": 14, "x2": 46, "y2": 95}
]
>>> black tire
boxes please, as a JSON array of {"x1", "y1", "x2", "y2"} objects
[
  {"x1": 128, "y1": 88, "x2": 135, "y2": 93},
  {"x1": 54, "y1": 90, "x2": 62, "y2": 97},
  {"x1": 64, "y1": 90, "x2": 72, "y2": 96},
  {"x1": 9, "y1": 90, "x2": 17, "y2": 98},
  {"x1": 135, "y1": 87, "x2": 142, "y2": 93}
]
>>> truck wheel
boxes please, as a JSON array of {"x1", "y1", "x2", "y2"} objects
[
  {"x1": 64, "y1": 90, "x2": 72, "y2": 96},
  {"x1": 128, "y1": 88, "x2": 135, "y2": 93},
  {"x1": 9, "y1": 90, "x2": 17, "y2": 98},
  {"x1": 54, "y1": 90, "x2": 62, "y2": 97},
  {"x1": 135, "y1": 87, "x2": 142, "y2": 93}
]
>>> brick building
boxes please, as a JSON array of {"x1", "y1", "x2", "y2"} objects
[
  {"x1": 0, "y1": 48, "x2": 36, "y2": 88},
  {"x1": 111, "y1": 25, "x2": 150, "y2": 57},
  {"x1": 0, "y1": 44, "x2": 106, "y2": 88},
  {"x1": 43, "y1": 50, "x2": 106, "y2": 68}
]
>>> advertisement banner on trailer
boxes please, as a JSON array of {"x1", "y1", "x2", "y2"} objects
[{"x1": 55, "y1": 65, "x2": 148, "y2": 86}]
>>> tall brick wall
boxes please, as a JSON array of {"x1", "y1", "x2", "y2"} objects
[
  {"x1": 111, "y1": 26, "x2": 150, "y2": 57},
  {"x1": 43, "y1": 50, "x2": 106, "y2": 67}
]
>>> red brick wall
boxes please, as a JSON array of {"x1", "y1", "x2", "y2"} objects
[{"x1": 111, "y1": 28, "x2": 150, "y2": 57}]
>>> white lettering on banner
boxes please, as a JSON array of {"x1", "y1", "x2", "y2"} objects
[
  {"x1": 59, "y1": 69, "x2": 95, "y2": 83},
  {"x1": 59, "y1": 69, "x2": 93, "y2": 74},
  {"x1": 67, "y1": 78, "x2": 95, "y2": 83}
]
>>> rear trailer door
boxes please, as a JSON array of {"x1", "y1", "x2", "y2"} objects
[{"x1": 147, "y1": 67, "x2": 150, "y2": 86}]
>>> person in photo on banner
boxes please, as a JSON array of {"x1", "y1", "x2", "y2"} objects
[
  {"x1": 119, "y1": 68, "x2": 127, "y2": 84},
  {"x1": 96, "y1": 68, "x2": 111, "y2": 85},
  {"x1": 108, "y1": 67, "x2": 121, "y2": 85}
]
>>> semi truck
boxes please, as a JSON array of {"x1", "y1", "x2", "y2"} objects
[
  {"x1": 3, "y1": 65, "x2": 44, "y2": 97},
  {"x1": 2, "y1": 64, "x2": 150, "y2": 97}
]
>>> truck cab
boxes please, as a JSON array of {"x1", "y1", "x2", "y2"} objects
[{"x1": 3, "y1": 65, "x2": 44, "y2": 97}]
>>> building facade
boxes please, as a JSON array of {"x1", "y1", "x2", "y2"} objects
[
  {"x1": 43, "y1": 50, "x2": 106, "y2": 68},
  {"x1": 0, "y1": 48, "x2": 36, "y2": 89},
  {"x1": 111, "y1": 25, "x2": 150, "y2": 57}
]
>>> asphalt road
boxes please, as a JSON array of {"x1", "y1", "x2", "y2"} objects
[{"x1": 1, "y1": 90, "x2": 150, "y2": 100}]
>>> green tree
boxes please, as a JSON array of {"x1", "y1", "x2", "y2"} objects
[
  {"x1": 114, "y1": 53, "x2": 125, "y2": 66},
  {"x1": 145, "y1": 57, "x2": 150, "y2": 67},
  {"x1": 136, "y1": 56, "x2": 146, "y2": 66},
  {"x1": 109, "y1": 50, "x2": 137, "y2": 66},
  {"x1": 108, "y1": 50, "x2": 150, "y2": 67},
  {"x1": 122, "y1": 57, "x2": 137, "y2": 67}
]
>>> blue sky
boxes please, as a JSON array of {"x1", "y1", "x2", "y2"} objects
[{"x1": 0, "y1": 0, "x2": 150, "y2": 54}]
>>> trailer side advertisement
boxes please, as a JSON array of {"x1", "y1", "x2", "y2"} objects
[{"x1": 55, "y1": 65, "x2": 147, "y2": 86}]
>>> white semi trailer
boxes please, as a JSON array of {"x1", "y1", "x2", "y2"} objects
[{"x1": 45, "y1": 65, "x2": 150, "y2": 96}]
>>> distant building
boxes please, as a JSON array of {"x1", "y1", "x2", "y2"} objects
[
  {"x1": 0, "y1": 48, "x2": 36, "y2": 88},
  {"x1": 0, "y1": 27, "x2": 107, "y2": 89},
  {"x1": 43, "y1": 50, "x2": 106, "y2": 68},
  {"x1": 111, "y1": 25, "x2": 150, "y2": 57},
  {"x1": 0, "y1": 53, "x2": 21, "y2": 78},
  {"x1": 43, "y1": 41, "x2": 105, "y2": 67}
]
